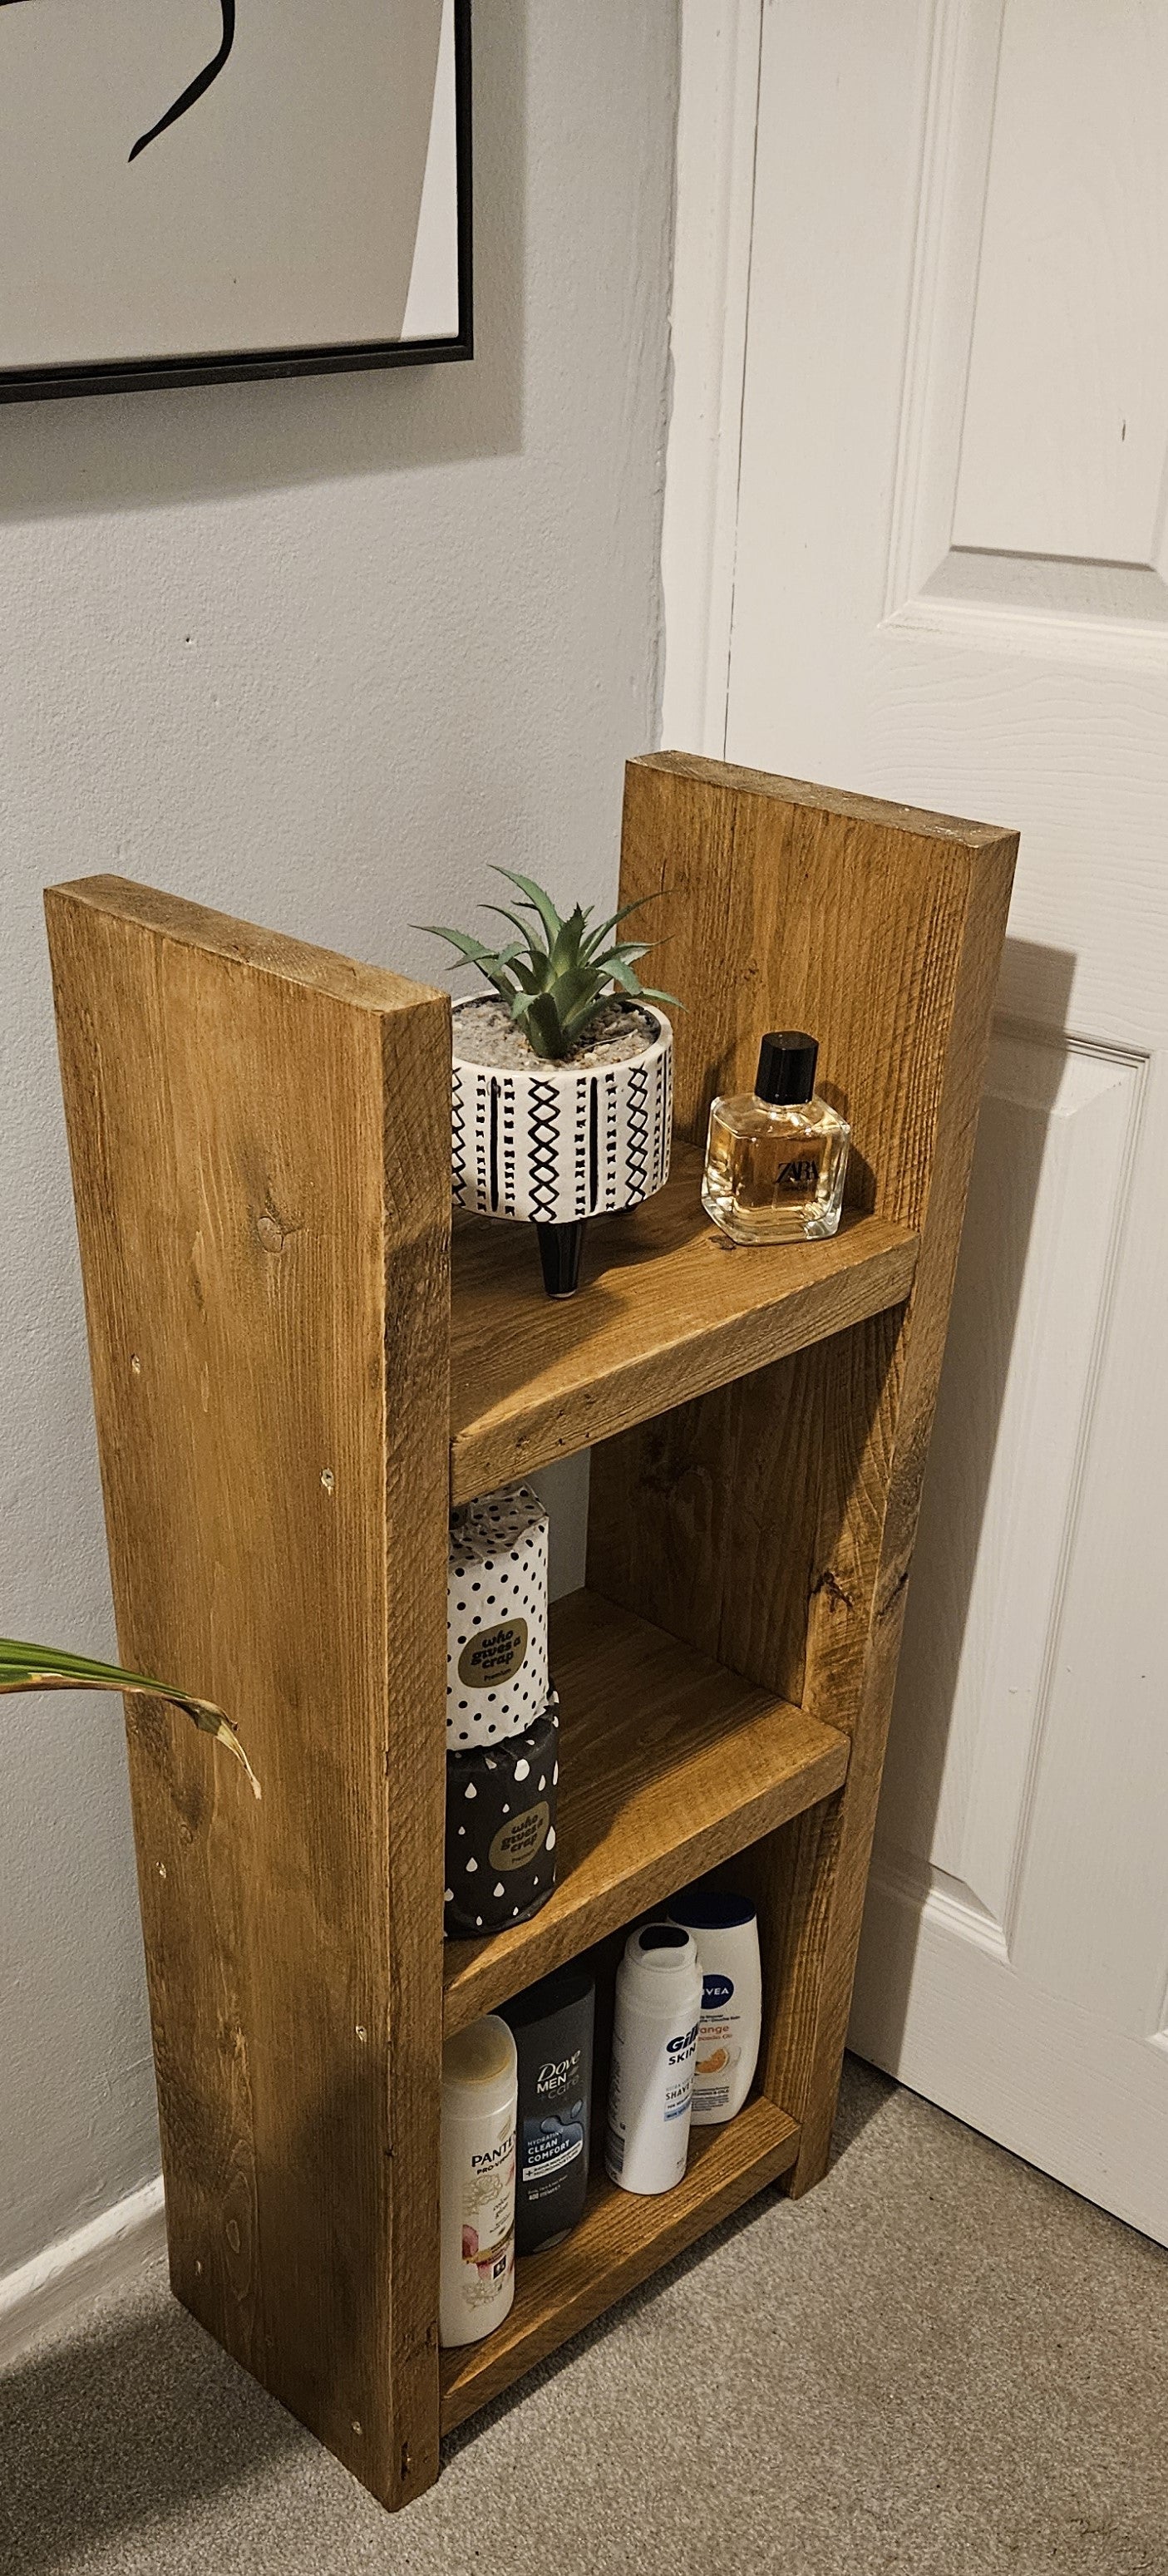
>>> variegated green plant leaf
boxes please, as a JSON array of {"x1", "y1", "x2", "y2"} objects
[{"x1": 0, "y1": 1638, "x2": 261, "y2": 1799}]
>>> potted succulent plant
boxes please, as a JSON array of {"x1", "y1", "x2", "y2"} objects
[{"x1": 421, "y1": 870, "x2": 677, "y2": 1297}]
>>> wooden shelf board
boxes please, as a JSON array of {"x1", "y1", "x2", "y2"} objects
[
  {"x1": 442, "y1": 1588, "x2": 848, "y2": 2036},
  {"x1": 449, "y1": 1142, "x2": 918, "y2": 1504},
  {"x1": 439, "y1": 2095, "x2": 800, "y2": 2430}
]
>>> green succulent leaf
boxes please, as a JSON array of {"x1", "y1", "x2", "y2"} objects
[
  {"x1": 421, "y1": 871, "x2": 678, "y2": 1058},
  {"x1": 414, "y1": 924, "x2": 505, "y2": 978},
  {"x1": 491, "y1": 869, "x2": 565, "y2": 949},
  {"x1": 582, "y1": 894, "x2": 663, "y2": 956},
  {"x1": 523, "y1": 992, "x2": 566, "y2": 1058}
]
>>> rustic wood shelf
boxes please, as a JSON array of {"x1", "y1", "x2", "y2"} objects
[
  {"x1": 439, "y1": 2094, "x2": 801, "y2": 2430},
  {"x1": 47, "y1": 754, "x2": 1016, "y2": 2510},
  {"x1": 450, "y1": 1143, "x2": 919, "y2": 1503},
  {"x1": 443, "y1": 1587, "x2": 850, "y2": 2034}
]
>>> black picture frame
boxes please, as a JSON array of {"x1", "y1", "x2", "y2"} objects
[{"x1": 0, "y1": 0, "x2": 472, "y2": 405}]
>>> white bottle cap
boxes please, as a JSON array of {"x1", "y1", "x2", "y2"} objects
[
  {"x1": 620, "y1": 1921, "x2": 701, "y2": 1993},
  {"x1": 441, "y1": 2013, "x2": 517, "y2": 2121}
]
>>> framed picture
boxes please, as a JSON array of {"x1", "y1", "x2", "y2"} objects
[{"x1": 0, "y1": 0, "x2": 471, "y2": 401}]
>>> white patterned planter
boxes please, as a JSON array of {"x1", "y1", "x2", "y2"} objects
[{"x1": 451, "y1": 999, "x2": 673, "y2": 1227}]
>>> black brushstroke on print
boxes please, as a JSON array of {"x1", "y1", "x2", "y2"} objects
[
  {"x1": 129, "y1": 0, "x2": 236, "y2": 160},
  {"x1": 0, "y1": 0, "x2": 237, "y2": 162}
]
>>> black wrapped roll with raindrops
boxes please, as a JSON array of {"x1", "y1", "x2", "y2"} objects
[{"x1": 444, "y1": 1691, "x2": 559, "y2": 1939}]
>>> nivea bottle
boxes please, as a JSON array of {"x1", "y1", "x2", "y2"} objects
[
  {"x1": 502, "y1": 1963, "x2": 594, "y2": 2254},
  {"x1": 668, "y1": 1889, "x2": 761, "y2": 2125},
  {"x1": 605, "y1": 1923, "x2": 702, "y2": 2194}
]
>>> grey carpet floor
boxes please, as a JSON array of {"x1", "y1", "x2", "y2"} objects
[{"x1": 2, "y1": 2061, "x2": 1166, "y2": 2576}]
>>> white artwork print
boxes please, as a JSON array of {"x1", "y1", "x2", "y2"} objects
[{"x1": 0, "y1": 0, "x2": 463, "y2": 376}]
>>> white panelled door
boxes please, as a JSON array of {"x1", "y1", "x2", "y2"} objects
[{"x1": 665, "y1": 0, "x2": 1168, "y2": 2238}]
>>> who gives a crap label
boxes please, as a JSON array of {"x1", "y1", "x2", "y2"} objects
[{"x1": 447, "y1": 1484, "x2": 550, "y2": 1748}]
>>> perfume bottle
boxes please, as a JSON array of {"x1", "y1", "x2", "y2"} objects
[{"x1": 702, "y1": 1031, "x2": 850, "y2": 1244}]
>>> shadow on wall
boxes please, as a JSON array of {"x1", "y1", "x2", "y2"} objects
[
  {"x1": 0, "y1": 0, "x2": 525, "y2": 525},
  {"x1": 855, "y1": 935, "x2": 1078, "y2": 2066}
]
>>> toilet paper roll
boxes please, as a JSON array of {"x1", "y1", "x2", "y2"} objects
[
  {"x1": 448, "y1": 1483, "x2": 550, "y2": 1748},
  {"x1": 445, "y1": 1693, "x2": 559, "y2": 1939}
]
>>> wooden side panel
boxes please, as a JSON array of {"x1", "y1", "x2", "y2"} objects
[
  {"x1": 592, "y1": 757, "x2": 1017, "y2": 2188},
  {"x1": 619, "y1": 750, "x2": 1012, "y2": 1200},
  {"x1": 45, "y1": 878, "x2": 451, "y2": 2508}
]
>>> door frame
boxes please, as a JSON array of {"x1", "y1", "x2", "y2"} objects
[{"x1": 661, "y1": 0, "x2": 762, "y2": 756}]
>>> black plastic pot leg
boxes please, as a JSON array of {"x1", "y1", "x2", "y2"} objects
[{"x1": 535, "y1": 1220, "x2": 584, "y2": 1299}]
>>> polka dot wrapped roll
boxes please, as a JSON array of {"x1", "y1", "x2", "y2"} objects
[{"x1": 447, "y1": 1483, "x2": 550, "y2": 1749}]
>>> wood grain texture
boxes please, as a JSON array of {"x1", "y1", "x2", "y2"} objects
[
  {"x1": 438, "y1": 2096, "x2": 800, "y2": 2428},
  {"x1": 45, "y1": 877, "x2": 451, "y2": 2510},
  {"x1": 596, "y1": 756, "x2": 1017, "y2": 2192},
  {"x1": 619, "y1": 753, "x2": 1013, "y2": 1175},
  {"x1": 589, "y1": 1320, "x2": 897, "y2": 1707},
  {"x1": 450, "y1": 1142, "x2": 917, "y2": 1503},
  {"x1": 442, "y1": 1587, "x2": 848, "y2": 2034}
]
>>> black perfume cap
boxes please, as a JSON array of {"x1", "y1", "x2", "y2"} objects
[{"x1": 756, "y1": 1031, "x2": 818, "y2": 1106}]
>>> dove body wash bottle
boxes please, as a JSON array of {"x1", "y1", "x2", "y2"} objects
[{"x1": 502, "y1": 1963, "x2": 594, "y2": 2253}]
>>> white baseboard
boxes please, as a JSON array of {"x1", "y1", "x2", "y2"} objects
[{"x1": 0, "y1": 2175, "x2": 165, "y2": 2369}]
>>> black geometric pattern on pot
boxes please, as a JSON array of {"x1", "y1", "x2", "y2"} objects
[
  {"x1": 451, "y1": 1069, "x2": 468, "y2": 1210},
  {"x1": 473, "y1": 1070, "x2": 491, "y2": 1209},
  {"x1": 623, "y1": 1062, "x2": 650, "y2": 1204},
  {"x1": 453, "y1": 1007, "x2": 673, "y2": 1224},
  {"x1": 572, "y1": 1075, "x2": 588, "y2": 1214},
  {"x1": 525, "y1": 1081, "x2": 564, "y2": 1221},
  {"x1": 489, "y1": 1076, "x2": 500, "y2": 1213},
  {"x1": 602, "y1": 1068, "x2": 620, "y2": 1210},
  {"x1": 501, "y1": 1078, "x2": 517, "y2": 1219},
  {"x1": 653, "y1": 1046, "x2": 669, "y2": 1191},
  {"x1": 659, "y1": 1041, "x2": 674, "y2": 1189}
]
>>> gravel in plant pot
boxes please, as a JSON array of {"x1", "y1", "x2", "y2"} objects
[{"x1": 421, "y1": 870, "x2": 677, "y2": 1297}]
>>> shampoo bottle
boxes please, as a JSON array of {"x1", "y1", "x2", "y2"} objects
[
  {"x1": 502, "y1": 1962, "x2": 594, "y2": 2254},
  {"x1": 439, "y1": 2014, "x2": 518, "y2": 2348},
  {"x1": 605, "y1": 1923, "x2": 702, "y2": 2195},
  {"x1": 668, "y1": 1889, "x2": 761, "y2": 2125}
]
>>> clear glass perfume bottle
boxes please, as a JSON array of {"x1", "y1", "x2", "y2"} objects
[{"x1": 702, "y1": 1031, "x2": 850, "y2": 1245}]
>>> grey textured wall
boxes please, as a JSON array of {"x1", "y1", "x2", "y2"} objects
[{"x1": 0, "y1": 0, "x2": 678, "y2": 2282}]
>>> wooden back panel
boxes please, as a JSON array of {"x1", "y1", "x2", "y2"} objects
[
  {"x1": 593, "y1": 756, "x2": 1017, "y2": 2184},
  {"x1": 45, "y1": 879, "x2": 451, "y2": 2508},
  {"x1": 619, "y1": 750, "x2": 1015, "y2": 1224}
]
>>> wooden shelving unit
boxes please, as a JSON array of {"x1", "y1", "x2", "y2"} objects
[{"x1": 46, "y1": 753, "x2": 1016, "y2": 2510}]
